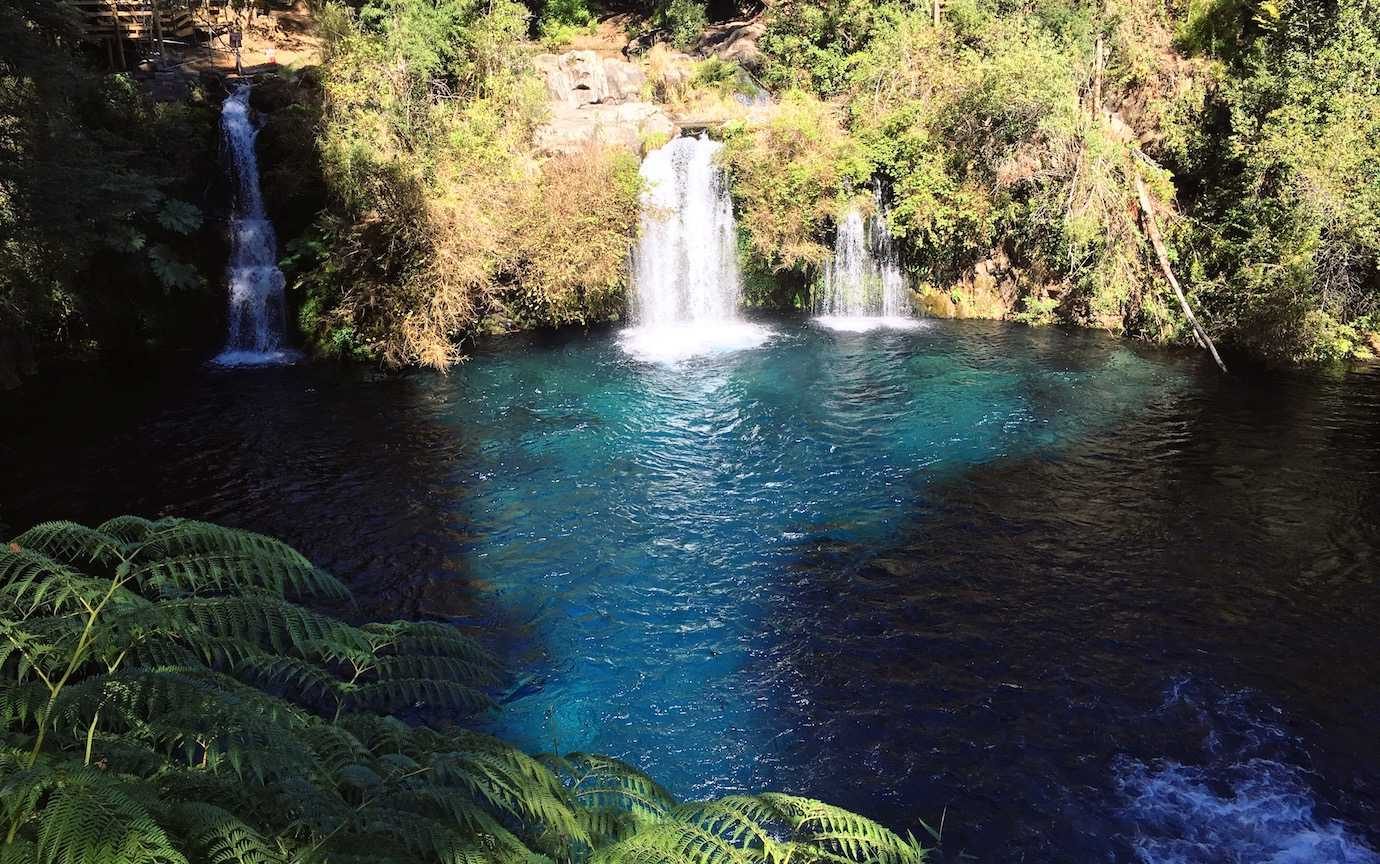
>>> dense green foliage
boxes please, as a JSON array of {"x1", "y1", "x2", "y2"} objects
[
  {"x1": 740, "y1": 0, "x2": 1380, "y2": 361},
  {"x1": 0, "y1": 517, "x2": 925, "y2": 864},
  {"x1": 4, "y1": 0, "x2": 1374, "y2": 374},
  {"x1": 0, "y1": 0, "x2": 217, "y2": 386},
  {"x1": 296, "y1": 0, "x2": 643, "y2": 367}
]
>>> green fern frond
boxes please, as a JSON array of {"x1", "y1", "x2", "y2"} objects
[
  {"x1": 165, "y1": 802, "x2": 286, "y2": 864},
  {"x1": 555, "y1": 753, "x2": 677, "y2": 817},
  {"x1": 0, "y1": 839, "x2": 37, "y2": 864},
  {"x1": 130, "y1": 521, "x2": 337, "y2": 596},
  {"x1": 225, "y1": 652, "x2": 342, "y2": 704},
  {"x1": 0, "y1": 547, "x2": 143, "y2": 619},
  {"x1": 671, "y1": 797, "x2": 782, "y2": 852},
  {"x1": 365, "y1": 654, "x2": 501, "y2": 689},
  {"x1": 0, "y1": 515, "x2": 924, "y2": 864},
  {"x1": 350, "y1": 678, "x2": 493, "y2": 715},
  {"x1": 591, "y1": 820, "x2": 752, "y2": 864},
  {"x1": 301, "y1": 725, "x2": 372, "y2": 774},
  {"x1": 0, "y1": 679, "x2": 51, "y2": 730},
  {"x1": 96, "y1": 517, "x2": 157, "y2": 545},
  {"x1": 9, "y1": 522, "x2": 122, "y2": 569},
  {"x1": 146, "y1": 595, "x2": 370, "y2": 656},
  {"x1": 364, "y1": 622, "x2": 494, "y2": 664},
  {"x1": 338, "y1": 714, "x2": 418, "y2": 757},
  {"x1": 36, "y1": 769, "x2": 189, "y2": 864},
  {"x1": 130, "y1": 552, "x2": 349, "y2": 603},
  {"x1": 379, "y1": 789, "x2": 531, "y2": 859},
  {"x1": 753, "y1": 794, "x2": 922, "y2": 864},
  {"x1": 576, "y1": 806, "x2": 647, "y2": 846}
]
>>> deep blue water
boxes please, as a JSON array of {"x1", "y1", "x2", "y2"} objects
[{"x1": 3, "y1": 318, "x2": 1379, "y2": 862}]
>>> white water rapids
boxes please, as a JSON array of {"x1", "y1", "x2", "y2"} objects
[
  {"x1": 621, "y1": 135, "x2": 770, "y2": 363},
  {"x1": 214, "y1": 84, "x2": 296, "y2": 366},
  {"x1": 813, "y1": 190, "x2": 918, "y2": 332}
]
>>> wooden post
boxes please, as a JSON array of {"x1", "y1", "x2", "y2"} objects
[
  {"x1": 150, "y1": 0, "x2": 167, "y2": 67},
  {"x1": 109, "y1": 0, "x2": 127, "y2": 69},
  {"x1": 933, "y1": 0, "x2": 940, "y2": 27}
]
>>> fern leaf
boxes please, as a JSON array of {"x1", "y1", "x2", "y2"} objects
[
  {"x1": 364, "y1": 622, "x2": 493, "y2": 664},
  {"x1": 130, "y1": 522, "x2": 348, "y2": 601},
  {"x1": 130, "y1": 552, "x2": 349, "y2": 603},
  {"x1": 350, "y1": 678, "x2": 493, "y2": 715},
  {"x1": 36, "y1": 769, "x2": 189, "y2": 864},
  {"x1": 591, "y1": 821, "x2": 752, "y2": 864},
  {"x1": 96, "y1": 516, "x2": 157, "y2": 545},
  {"x1": 165, "y1": 802, "x2": 286, "y2": 864},
  {"x1": 365, "y1": 654, "x2": 501, "y2": 689},
  {"x1": 9, "y1": 522, "x2": 122, "y2": 568}
]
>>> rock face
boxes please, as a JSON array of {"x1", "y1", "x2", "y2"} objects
[
  {"x1": 532, "y1": 51, "x2": 673, "y2": 157},
  {"x1": 699, "y1": 16, "x2": 766, "y2": 71},
  {"x1": 533, "y1": 51, "x2": 647, "y2": 107}
]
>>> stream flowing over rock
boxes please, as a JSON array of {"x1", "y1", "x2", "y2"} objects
[
  {"x1": 214, "y1": 84, "x2": 296, "y2": 366},
  {"x1": 814, "y1": 190, "x2": 917, "y2": 331}
]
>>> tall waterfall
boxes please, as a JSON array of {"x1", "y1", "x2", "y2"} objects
[
  {"x1": 214, "y1": 85, "x2": 295, "y2": 366},
  {"x1": 814, "y1": 190, "x2": 917, "y2": 331},
  {"x1": 620, "y1": 135, "x2": 770, "y2": 362}
]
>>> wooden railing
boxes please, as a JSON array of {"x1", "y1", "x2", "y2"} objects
[{"x1": 68, "y1": 0, "x2": 230, "y2": 41}]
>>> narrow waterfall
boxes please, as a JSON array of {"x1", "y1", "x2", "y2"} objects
[
  {"x1": 620, "y1": 135, "x2": 770, "y2": 362},
  {"x1": 814, "y1": 190, "x2": 918, "y2": 331},
  {"x1": 213, "y1": 84, "x2": 295, "y2": 366}
]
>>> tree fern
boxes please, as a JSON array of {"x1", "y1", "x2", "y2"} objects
[{"x1": 1, "y1": 517, "x2": 925, "y2": 864}]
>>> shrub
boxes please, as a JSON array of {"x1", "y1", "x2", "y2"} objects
[
  {"x1": 721, "y1": 91, "x2": 871, "y2": 272},
  {"x1": 655, "y1": 0, "x2": 708, "y2": 51},
  {"x1": 305, "y1": 0, "x2": 650, "y2": 367}
]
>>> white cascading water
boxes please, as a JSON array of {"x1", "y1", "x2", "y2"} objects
[
  {"x1": 213, "y1": 84, "x2": 296, "y2": 366},
  {"x1": 814, "y1": 189, "x2": 918, "y2": 332},
  {"x1": 620, "y1": 135, "x2": 770, "y2": 362}
]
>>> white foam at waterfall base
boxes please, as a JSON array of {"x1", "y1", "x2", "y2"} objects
[
  {"x1": 621, "y1": 135, "x2": 772, "y2": 363},
  {"x1": 813, "y1": 191, "x2": 917, "y2": 330},
  {"x1": 813, "y1": 315, "x2": 925, "y2": 333},
  {"x1": 1114, "y1": 682, "x2": 1378, "y2": 864},
  {"x1": 618, "y1": 321, "x2": 773, "y2": 364},
  {"x1": 212, "y1": 84, "x2": 298, "y2": 367}
]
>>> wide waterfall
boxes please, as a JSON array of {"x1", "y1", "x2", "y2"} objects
[
  {"x1": 814, "y1": 190, "x2": 918, "y2": 332},
  {"x1": 213, "y1": 85, "x2": 296, "y2": 366},
  {"x1": 621, "y1": 135, "x2": 770, "y2": 362}
]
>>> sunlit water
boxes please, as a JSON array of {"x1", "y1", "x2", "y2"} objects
[{"x1": 4, "y1": 319, "x2": 1378, "y2": 861}]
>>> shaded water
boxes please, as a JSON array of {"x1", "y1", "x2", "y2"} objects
[{"x1": 3, "y1": 320, "x2": 1378, "y2": 862}]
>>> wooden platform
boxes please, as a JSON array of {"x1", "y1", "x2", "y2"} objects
[{"x1": 70, "y1": 0, "x2": 230, "y2": 42}]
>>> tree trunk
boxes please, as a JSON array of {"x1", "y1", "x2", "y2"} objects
[
  {"x1": 933, "y1": 0, "x2": 941, "y2": 27},
  {"x1": 1134, "y1": 173, "x2": 1228, "y2": 374}
]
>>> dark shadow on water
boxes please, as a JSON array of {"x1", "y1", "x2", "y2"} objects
[
  {"x1": 759, "y1": 360, "x2": 1380, "y2": 860},
  {"x1": 0, "y1": 357, "x2": 491, "y2": 625}
]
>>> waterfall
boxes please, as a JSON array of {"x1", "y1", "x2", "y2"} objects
[
  {"x1": 620, "y1": 135, "x2": 770, "y2": 363},
  {"x1": 814, "y1": 189, "x2": 918, "y2": 331},
  {"x1": 213, "y1": 84, "x2": 296, "y2": 366}
]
